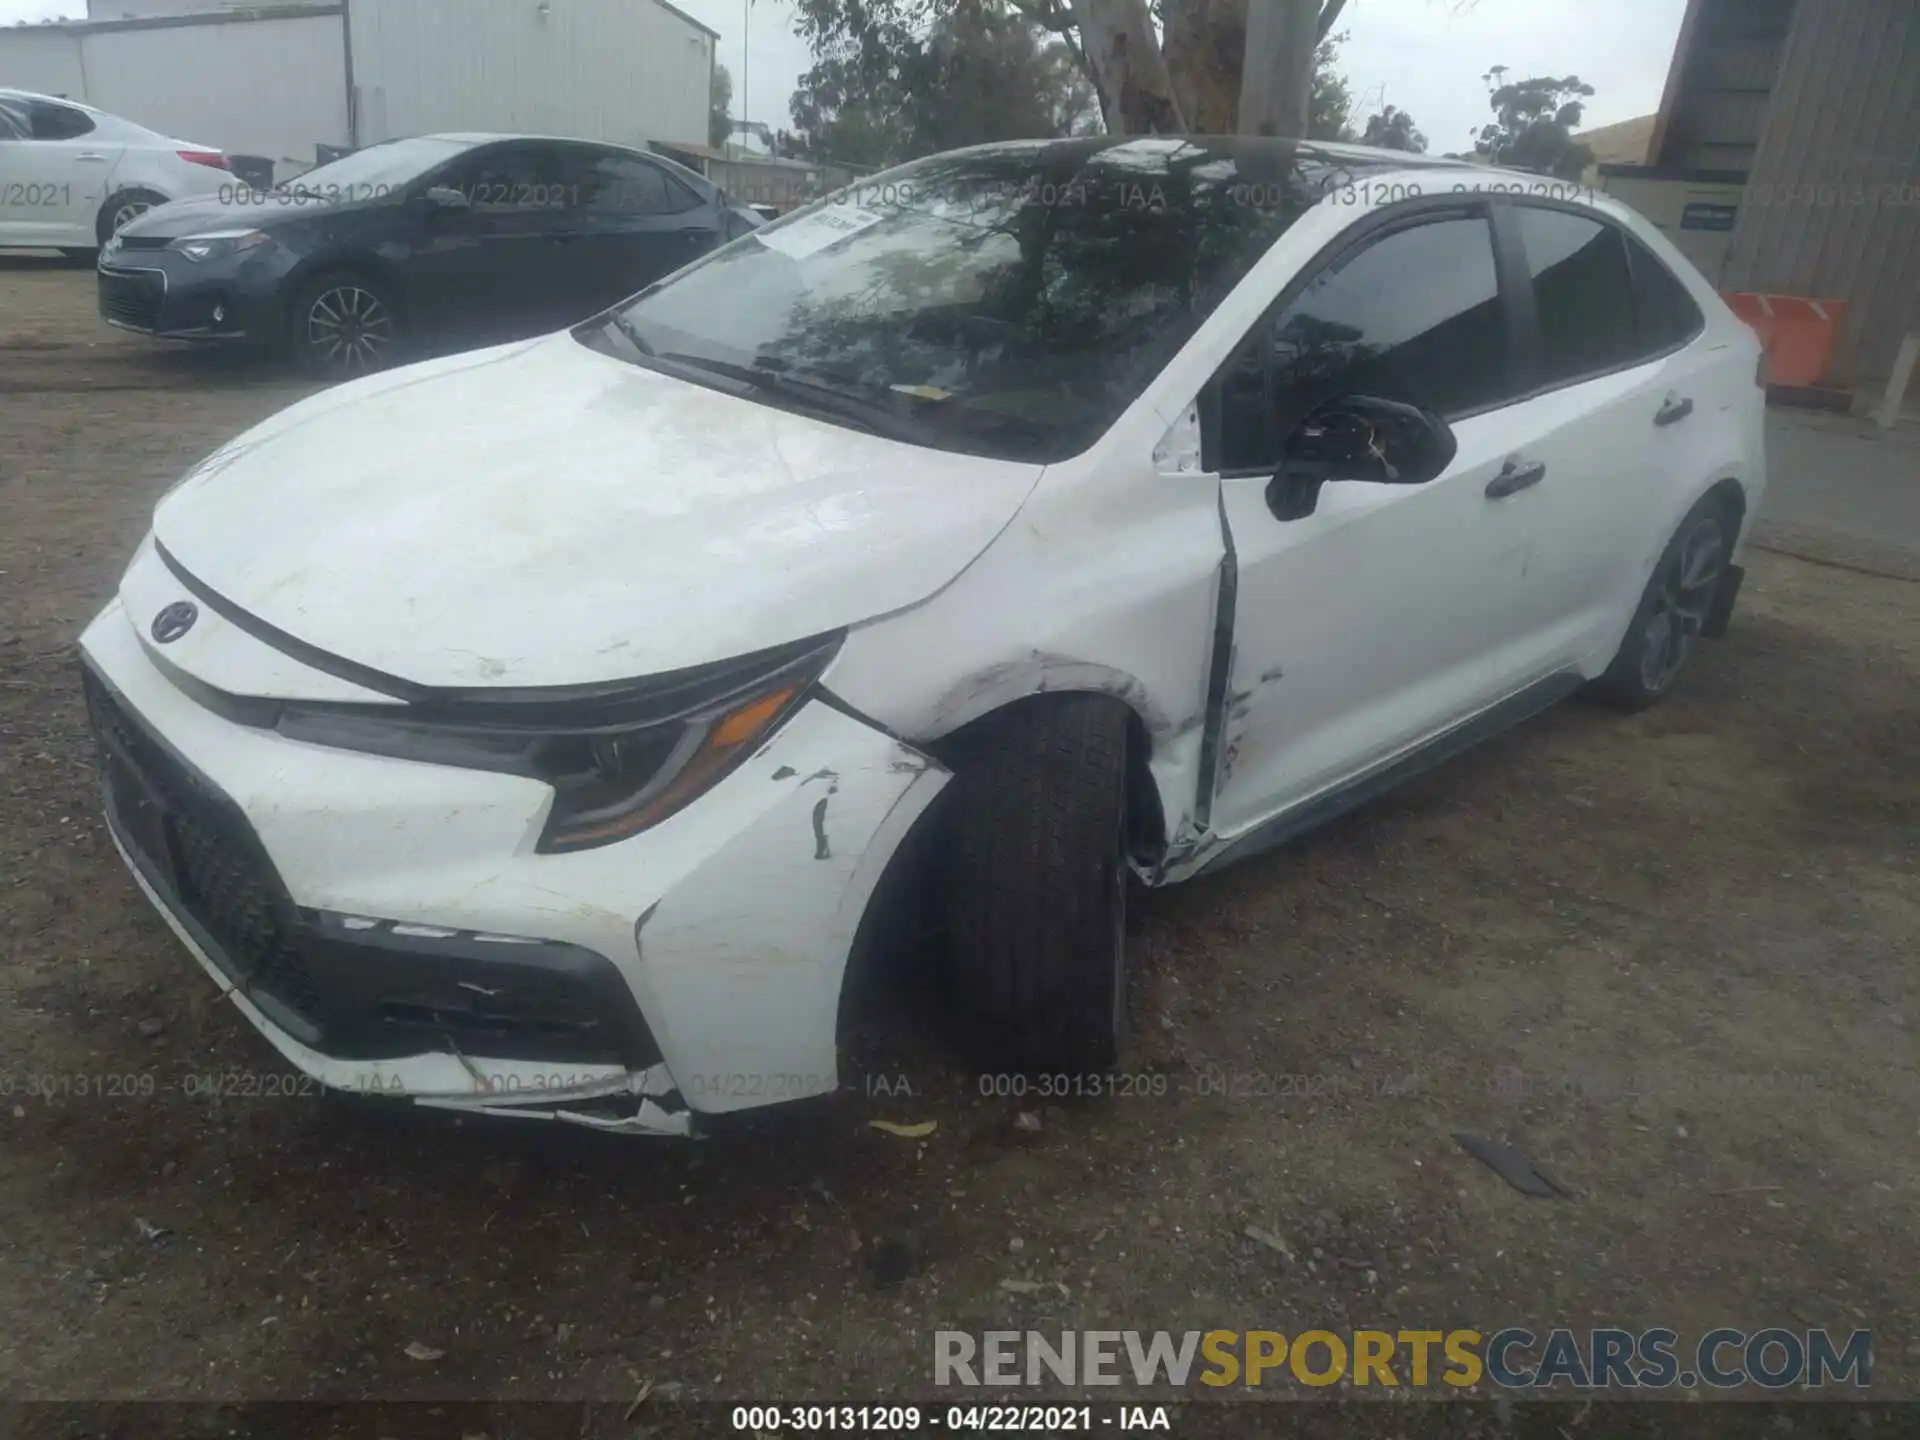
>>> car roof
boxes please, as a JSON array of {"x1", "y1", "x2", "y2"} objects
[
  {"x1": 0, "y1": 86, "x2": 104, "y2": 114},
  {"x1": 918, "y1": 133, "x2": 1580, "y2": 191},
  {"x1": 385, "y1": 132, "x2": 714, "y2": 189},
  {"x1": 423, "y1": 131, "x2": 650, "y2": 148}
]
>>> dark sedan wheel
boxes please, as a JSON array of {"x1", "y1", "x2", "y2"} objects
[
  {"x1": 1592, "y1": 496, "x2": 1731, "y2": 710},
  {"x1": 291, "y1": 273, "x2": 400, "y2": 378}
]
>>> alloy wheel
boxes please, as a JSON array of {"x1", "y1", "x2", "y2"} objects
[
  {"x1": 110, "y1": 199, "x2": 154, "y2": 233},
  {"x1": 1638, "y1": 514, "x2": 1725, "y2": 693},
  {"x1": 305, "y1": 285, "x2": 394, "y2": 376}
]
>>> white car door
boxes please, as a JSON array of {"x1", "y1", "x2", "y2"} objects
[
  {"x1": 1476, "y1": 201, "x2": 1713, "y2": 674},
  {"x1": 1200, "y1": 203, "x2": 1572, "y2": 844},
  {"x1": 0, "y1": 96, "x2": 119, "y2": 247}
]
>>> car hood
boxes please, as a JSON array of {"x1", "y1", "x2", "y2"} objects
[
  {"x1": 151, "y1": 334, "x2": 1045, "y2": 689},
  {"x1": 118, "y1": 191, "x2": 380, "y2": 239}
]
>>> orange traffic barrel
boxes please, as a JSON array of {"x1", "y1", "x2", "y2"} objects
[{"x1": 1722, "y1": 292, "x2": 1848, "y2": 388}]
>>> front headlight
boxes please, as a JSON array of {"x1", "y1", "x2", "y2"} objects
[
  {"x1": 275, "y1": 634, "x2": 842, "y2": 853},
  {"x1": 172, "y1": 229, "x2": 274, "y2": 263}
]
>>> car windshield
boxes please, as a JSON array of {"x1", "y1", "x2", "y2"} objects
[
  {"x1": 603, "y1": 139, "x2": 1353, "y2": 463},
  {"x1": 281, "y1": 137, "x2": 476, "y2": 196}
]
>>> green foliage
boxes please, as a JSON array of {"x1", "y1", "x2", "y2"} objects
[
  {"x1": 786, "y1": 0, "x2": 1096, "y2": 166},
  {"x1": 1360, "y1": 104, "x2": 1427, "y2": 153},
  {"x1": 1310, "y1": 32, "x2": 1354, "y2": 141},
  {"x1": 1473, "y1": 68, "x2": 1595, "y2": 180}
]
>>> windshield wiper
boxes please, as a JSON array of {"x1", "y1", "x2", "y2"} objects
[
  {"x1": 652, "y1": 352, "x2": 923, "y2": 444},
  {"x1": 601, "y1": 309, "x2": 655, "y2": 356}
]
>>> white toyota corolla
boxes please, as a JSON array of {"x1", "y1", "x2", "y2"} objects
[{"x1": 80, "y1": 137, "x2": 1765, "y2": 1137}]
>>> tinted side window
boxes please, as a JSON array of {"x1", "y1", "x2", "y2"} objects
[
  {"x1": 29, "y1": 100, "x2": 95, "y2": 140},
  {"x1": 1218, "y1": 214, "x2": 1508, "y2": 472},
  {"x1": 441, "y1": 143, "x2": 572, "y2": 213},
  {"x1": 1515, "y1": 207, "x2": 1636, "y2": 385},
  {"x1": 1626, "y1": 235, "x2": 1704, "y2": 354},
  {"x1": 580, "y1": 155, "x2": 689, "y2": 216},
  {"x1": 0, "y1": 98, "x2": 27, "y2": 140}
]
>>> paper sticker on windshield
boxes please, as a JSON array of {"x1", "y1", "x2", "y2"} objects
[{"x1": 754, "y1": 205, "x2": 887, "y2": 260}]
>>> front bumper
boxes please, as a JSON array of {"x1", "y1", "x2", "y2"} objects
[
  {"x1": 97, "y1": 246, "x2": 285, "y2": 343},
  {"x1": 79, "y1": 588, "x2": 948, "y2": 1137}
]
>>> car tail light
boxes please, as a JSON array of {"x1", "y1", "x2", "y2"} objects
[{"x1": 178, "y1": 150, "x2": 230, "y2": 170}]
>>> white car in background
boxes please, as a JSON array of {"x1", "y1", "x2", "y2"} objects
[
  {"x1": 0, "y1": 87, "x2": 229, "y2": 255},
  {"x1": 79, "y1": 137, "x2": 1765, "y2": 1139}
]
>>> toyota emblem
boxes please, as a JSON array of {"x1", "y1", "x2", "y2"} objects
[{"x1": 151, "y1": 601, "x2": 199, "y2": 644}]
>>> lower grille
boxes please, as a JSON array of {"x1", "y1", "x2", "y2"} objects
[
  {"x1": 84, "y1": 670, "x2": 325, "y2": 1033},
  {"x1": 84, "y1": 666, "x2": 659, "y2": 1067},
  {"x1": 99, "y1": 269, "x2": 163, "y2": 332}
]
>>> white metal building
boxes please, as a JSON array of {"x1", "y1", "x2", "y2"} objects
[{"x1": 0, "y1": 0, "x2": 715, "y2": 177}]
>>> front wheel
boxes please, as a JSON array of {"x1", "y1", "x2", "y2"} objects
[
  {"x1": 938, "y1": 696, "x2": 1131, "y2": 1076},
  {"x1": 1591, "y1": 496, "x2": 1733, "y2": 710},
  {"x1": 288, "y1": 272, "x2": 402, "y2": 378}
]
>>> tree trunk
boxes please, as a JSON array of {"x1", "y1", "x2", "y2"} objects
[
  {"x1": 1236, "y1": 0, "x2": 1319, "y2": 137},
  {"x1": 1162, "y1": 0, "x2": 1247, "y2": 135},
  {"x1": 1077, "y1": 0, "x2": 1188, "y2": 133}
]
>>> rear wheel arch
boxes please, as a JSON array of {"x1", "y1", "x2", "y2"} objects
[
  {"x1": 1702, "y1": 474, "x2": 1748, "y2": 541},
  {"x1": 96, "y1": 187, "x2": 168, "y2": 243}
]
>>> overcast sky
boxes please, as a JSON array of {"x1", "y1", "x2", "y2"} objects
[{"x1": 1, "y1": 0, "x2": 1686, "y2": 153}]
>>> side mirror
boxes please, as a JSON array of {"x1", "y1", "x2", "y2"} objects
[
  {"x1": 420, "y1": 185, "x2": 471, "y2": 212},
  {"x1": 1268, "y1": 394, "x2": 1457, "y2": 520}
]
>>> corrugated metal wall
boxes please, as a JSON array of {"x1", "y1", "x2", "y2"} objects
[
  {"x1": 0, "y1": 10, "x2": 346, "y2": 167},
  {"x1": 348, "y1": 0, "x2": 712, "y2": 151},
  {"x1": 1722, "y1": 0, "x2": 1920, "y2": 384},
  {"x1": 0, "y1": 29, "x2": 88, "y2": 99},
  {"x1": 1652, "y1": 0, "x2": 1795, "y2": 172},
  {"x1": 86, "y1": 0, "x2": 272, "y2": 17},
  {"x1": 82, "y1": 14, "x2": 347, "y2": 165}
]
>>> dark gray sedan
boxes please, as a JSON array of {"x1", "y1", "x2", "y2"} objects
[{"x1": 97, "y1": 132, "x2": 762, "y2": 376}]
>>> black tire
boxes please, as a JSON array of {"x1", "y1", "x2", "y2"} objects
[
  {"x1": 1590, "y1": 494, "x2": 1734, "y2": 711},
  {"x1": 96, "y1": 189, "x2": 166, "y2": 244},
  {"x1": 287, "y1": 270, "x2": 402, "y2": 378},
  {"x1": 939, "y1": 695, "x2": 1131, "y2": 1075}
]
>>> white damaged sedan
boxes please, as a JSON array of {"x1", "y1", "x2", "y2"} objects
[{"x1": 80, "y1": 137, "x2": 1766, "y2": 1136}]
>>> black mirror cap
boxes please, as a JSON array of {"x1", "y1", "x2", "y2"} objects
[{"x1": 1269, "y1": 394, "x2": 1457, "y2": 520}]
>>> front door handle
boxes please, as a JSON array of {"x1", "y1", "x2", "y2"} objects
[
  {"x1": 1485, "y1": 458, "x2": 1547, "y2": 500},
  {"x1": 1654, "y1": 395, "x2": 1694, "y2": 426},
  {"x1": 75, "y1": 152, "x2": 109, "y2": 163}
]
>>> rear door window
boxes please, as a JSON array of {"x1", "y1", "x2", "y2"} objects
[
  {"x1": 1512, "y1": 206, "x2": 1638, "y2": 387},
  {"x1": 28, "y1": 99, "x2": 95, "y2": 141},
  {"x1": 1625, "y1": 234, "x2": 1705, "y2": 354},
  {"x1": 577, "y1": 153, "x2": 702, "y2": 217}
]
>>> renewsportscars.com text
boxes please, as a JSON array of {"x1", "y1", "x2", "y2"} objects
[{"x1": 934, "y1": 1328, "x2": 1871, "y2": 1391}]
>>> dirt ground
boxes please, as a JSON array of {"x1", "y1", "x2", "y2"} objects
[{"x1": 1, "y1": 259, "x2": 1916, "y2": 1434}]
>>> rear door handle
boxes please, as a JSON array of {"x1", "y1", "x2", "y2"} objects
[
  {"x1": 76, "y1": 152, "x2": 109, "y2": 163},
  {"x1": 1485, "y1": 458, "x2": 1547, "y2": 500},
  {"x1": 1654, "y1": 395, "x2": 1694, "y2": 426}
]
